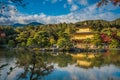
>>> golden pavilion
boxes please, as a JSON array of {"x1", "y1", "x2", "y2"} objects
[{"x1": 71, "y1": 25, "x2": 95, "y2": 48}]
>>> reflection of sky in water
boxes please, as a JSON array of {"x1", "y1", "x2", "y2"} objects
[
  {"x1": 1, "y1": 61, "x2": 120, "y2": 80},
  {"x1": 0, "y1": 56, "x2": 24, "y2": 80},
  {"x1": 43, "y1": 64, "x2": 120, "y2": 80},
  {"x1": 0, "y1": 56, "x2": 120, "y2": 80}
]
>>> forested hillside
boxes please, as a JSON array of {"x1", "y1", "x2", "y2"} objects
[
  {"x1": 75, "y1": 18, "x2": 120, "y2": 31},
  {"x1": 0, "y1": 18, "x2": 120, "y2": 48}
]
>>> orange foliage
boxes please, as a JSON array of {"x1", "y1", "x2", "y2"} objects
[{"x1": 97, "y1": 0, "x2": 120, "y2": 7}]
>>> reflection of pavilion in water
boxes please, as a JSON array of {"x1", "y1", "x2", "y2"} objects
[
  {"x1": 0, "y1": 50, "x2": 120, "y2": 80},
  {"x1": 71, "y1": 53, "x2": 99, "y2": 68}
]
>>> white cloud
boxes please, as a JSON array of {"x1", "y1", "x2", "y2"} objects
[
  {"x1": 70, "y1": 4, "x2": 79, "y2": 11},
  {"x1": 51, "y1": 64, "x2": 120, "y2": 80},
  {"x1": 67, "y1": 0, "x2": 88, "y2": 12},
  {"x1": 1, "y1": 5, "x2": 17, "y2": 16},
  {"x1": 51, "y1": 0, "x2": 58, "y2": 3},
  {"x1": 43, "y1": 0, "x2": 58, "y2": 4},
  {"x1": 67, "y1": 0, "x2": 73, "y2": 4},
  {"x1": 78, "y1": 0, "x2": 88, "y2": 6},
  {"x1": 67, "y1": 0, "x2": 88, "y2": 6},
  {"x1": 0, "y1": 3, "x2": 120, "y2": 25}
]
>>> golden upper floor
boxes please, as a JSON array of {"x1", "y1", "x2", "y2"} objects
[
  {"x1": 72, "y1": 34, "x2": 94, "y2": 40},
  {"x1": 71, "y1": 26, "x2": 94, "y2": 40},
  {"x1": 76, "y1": 26, "x2": 92, "y2": 33}
]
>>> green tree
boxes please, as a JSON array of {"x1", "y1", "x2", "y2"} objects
[
  {"x1": 109, "y1": 39, "x2": 119, "y2": 48},
  {"x1": 91, "y1": 34, "x2": 102, "y2": 47},
  {"x1": 34, "y1": 31, "x2": 50, "y2": 47},
  {"x1": 101, "y1": 28, "x2": 112, "y2": 36},
  {"x1": 16, "y1": 31, "x2": 30, "y2": 43},
  {"x1": 20, "y1": 42, "x2": 26, "y2": 47},
  {"x1": 0, "y1": 38, "x2": 6, "y2": 45},
  {"x1": 26, "y1": 38, "x2": 36, "y2": 47},
  {"x1": 57, "y1": 37, "x2": 73, "y2": 49},
  {"x1": 57, "y1": 38, "x2": 66, "y2": 48},
  {"x1": 117, "y1": 30, "x2": 120, "y2": 36},
  {"x1": 50, "y1": 37, "x2": 56, "y2": 46},
  {"x1": 8, "y1": 40, "x2": 15, "y2": 48}
]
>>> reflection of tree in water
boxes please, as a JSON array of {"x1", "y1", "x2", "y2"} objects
[
  {"x1": 51, "y1": 53, "x2": 75, "y2": 67},
  {"x1": 15, "y1": 52, "x2": 74, "y2": 80},
  {"x1": 72, "y1": 51, "x2": 120, "y2": 68},
  {"x1": 16, "y1": 52, "x2": 54, "y2": 80},
  {"x1": 91, "y1": 50, "x2": 120, "y2": 67},
  {"x1": 1, "y1": 50, "x2": 120, "y2": 79}
]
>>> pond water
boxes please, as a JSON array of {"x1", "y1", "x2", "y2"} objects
[{"x1": 0, "y1": 49, "x2": 120, "y2": 80}]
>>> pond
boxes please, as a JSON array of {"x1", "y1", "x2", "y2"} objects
[{"x1": 0, "y1": 49, "x2": 120, "y2": 80}]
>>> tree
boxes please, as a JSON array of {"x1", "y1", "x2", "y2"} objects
[
  {"x1": 0, "y1": 0, "x2": 26, "y2": 13},
  {"x1": 50, "y1": 37, "x2": 56, "y2": 46},
  {"x1": 117, "y1": 30, "x2": 120, "y2": 36},
  {"x1": 109, "y1": 39, "x2": 119, "y2": 48},
  {"x1": 101, "y1": 28, "x2": 112, "y2": 36},
  {"x1": 97, "y1": 0, "x2": 120, "y2": 7},
  {"x1": 100, "y1": 33, "x2": 112, "y2": 43},
  {"x1": 57, "y1": 37, "x2": 73, "y2": 49},
  {"x1": 20, "y1": 42, "x2": 26, "y2": 47},
  {"x1": 0, "y1": 0, "x2": 119, "y2": 14},
  {"x1": 34, "y1": 31, "x2": 50, "y2": 47},
  {"x1": 16, "y1": 31, "x2": 30, "y2": 43},
  {"x1": 8, "y1": 40, "x2": 15, "y2": 48},
  {"x1": 16, "y1": 52, "x2": 54, "y2": 80},
  {"x1": 91, "y1": 34, "x2": 102, "y2": 47},
  {"x1": 26, "y1": 38, "x2": 36, "y2": 47},
  {"x1": 57, "y1": 38, "x2": 67, "y2": 48}
]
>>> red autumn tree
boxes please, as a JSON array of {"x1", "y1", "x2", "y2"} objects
[
  {"x1": 97, "y1": 0, "x2": 120, "y2": 7},
  {"x1": 111, "y1": 32, "x2": 120, "y2": 43},
  {"x1": 100, "y1": 33, "x2": 112, "y2": 43}
]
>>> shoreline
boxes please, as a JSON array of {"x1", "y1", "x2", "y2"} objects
[
  {"x1": 11, "y1": 47, "x2": 108, "y2": 53},
  {"x1": 2, "y1": 46, "x2": 120, "y2": 53}
]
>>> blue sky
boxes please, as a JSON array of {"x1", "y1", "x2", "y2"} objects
[
  {"x1": 0, "y1": 0, "x2": 120, "y2": 25},
  {"x1": 19, "y1": 0, "x2": 99, "y2": 15}
]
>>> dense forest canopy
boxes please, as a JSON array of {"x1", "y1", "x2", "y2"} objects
[{"x1": 0, "y1": 18, "x2": 120, "y2": 48}]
